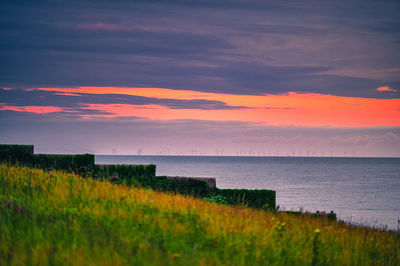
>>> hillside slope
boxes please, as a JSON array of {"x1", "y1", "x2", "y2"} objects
[{"x1": 0, "y1": 164, "x2": 399, "y2": 265}]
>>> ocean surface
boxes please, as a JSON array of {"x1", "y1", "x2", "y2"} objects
[{"x1": 96, "y1": 155, "x2": 400, "y2": 230}]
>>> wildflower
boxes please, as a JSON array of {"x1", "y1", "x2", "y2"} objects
[
  {"x1": 314, "y1": 228, "x2": 320, "y2": 234},
  {"x1": 6, "y1": 199, "x2": 11, "y2": 205},
  {"x1": 17, "y1": 206, "x2": 23, "y2": 212}
]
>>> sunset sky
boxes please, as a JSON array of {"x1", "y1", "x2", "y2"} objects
[{"x1": 1, "y1": 0, "x2": 400, "y2": 156}]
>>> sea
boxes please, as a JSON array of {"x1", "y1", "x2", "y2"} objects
[{"x1": 96, "y1": 155, "x2": 400, "y2": 230}]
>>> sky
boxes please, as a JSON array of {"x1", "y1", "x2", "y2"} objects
[{"x1": 1, "y1": 0, "x2": 400, "y2": 157}]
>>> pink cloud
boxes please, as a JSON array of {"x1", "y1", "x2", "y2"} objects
[{"x1": 377, "y1": 86, "x2": 398, "y2": 92}]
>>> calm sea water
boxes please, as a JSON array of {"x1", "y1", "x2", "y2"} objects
[{"x1": 96, "y1": 155, "x2": 400, "y2": 230}]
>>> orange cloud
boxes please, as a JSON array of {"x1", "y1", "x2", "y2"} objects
[
  {"x1": 377, "y1": 86, "x2": 397, "y2": 92},
  {"x1": 35, "y1": 86, "x2": 400, "y2": 127}
]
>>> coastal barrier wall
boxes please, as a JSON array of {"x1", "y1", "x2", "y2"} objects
[
  {"x1": 166, "y1": 176, "x2": 216, "y2": 188},
  {"x1": 96, "y1": 164, "x2": 156, "y2": 179},
  {"x1": 0, "y1": 144, "x2": 94, "y2": 175},
  {"x1": 1, "y1": 144, "x2": 276, "y2": 209},
  {"x1": 0, "y1": 144, "x2": 34, "y2": 165}
]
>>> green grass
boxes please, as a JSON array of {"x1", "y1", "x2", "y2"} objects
[{"x1": 0, "y1": 164, "x2": 399, "y2": 265}]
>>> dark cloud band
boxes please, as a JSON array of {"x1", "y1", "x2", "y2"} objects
[{"x1": 1, "y1": 0, "x2": 399, "y2": 98}]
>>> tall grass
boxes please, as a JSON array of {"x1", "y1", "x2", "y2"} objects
[{"x1": 0, "y1": 164, "x2": 399, "y2": 265}]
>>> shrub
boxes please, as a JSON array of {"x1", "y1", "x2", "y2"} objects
[
  {"x1": 141, "y1": 176, "x2": 211, "y2": 197},
  {"x1": 203, "y1": 194, "x2": 228, "y2": 204},
  {"x1": 216, "y1": 188, "x2": 276, "y2": 210},
  {"x1": 94, "y1": 164, "x2": 156, "y2": 184}
]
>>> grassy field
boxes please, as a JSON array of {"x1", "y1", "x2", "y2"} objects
[{"x1": 0, "y1": 164, "x2": 399, "y2": 265}]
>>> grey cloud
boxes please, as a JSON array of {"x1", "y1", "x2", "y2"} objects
[
  {"x1": 359, "y1": 21, "x2": 400, "y2": 35},
  {"x1": 0, "y1": 89, "x2": 247, "y2": 111}
]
